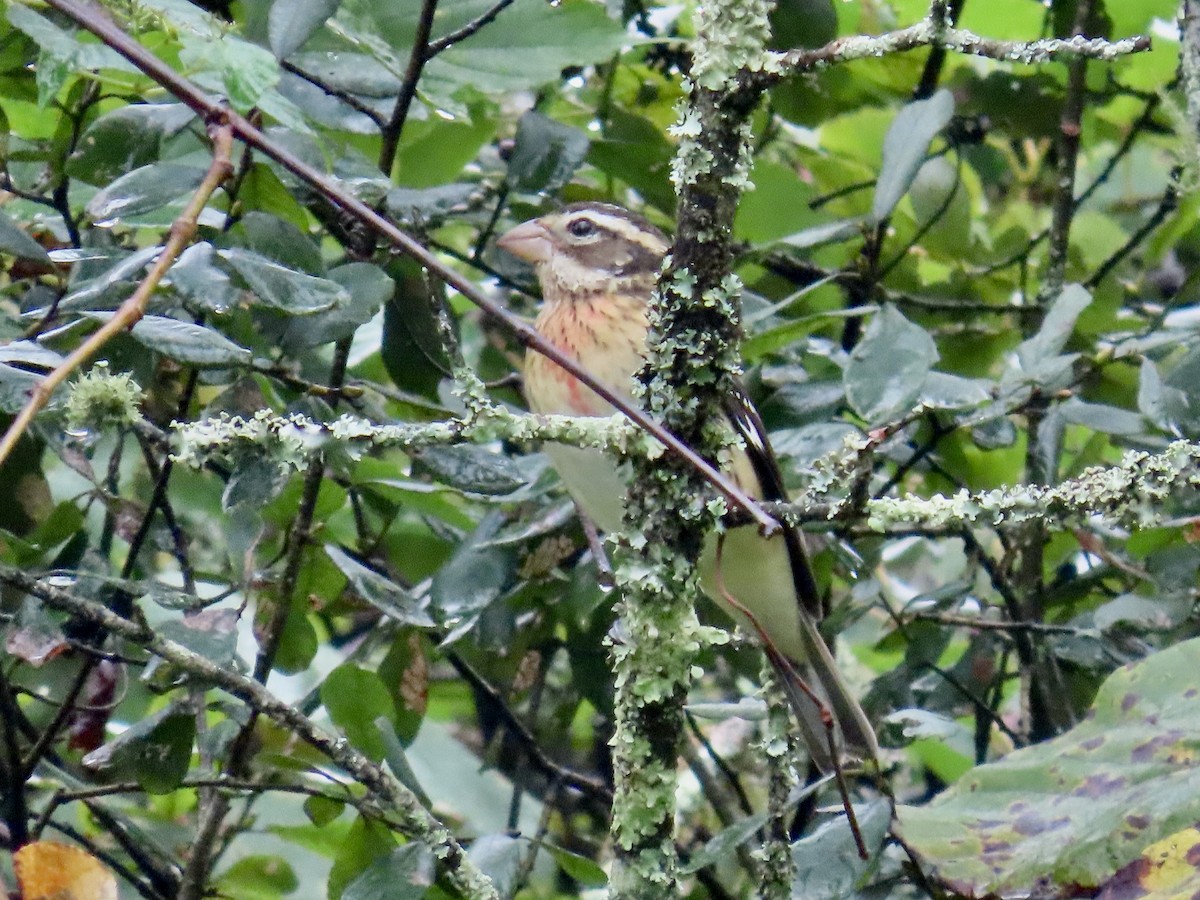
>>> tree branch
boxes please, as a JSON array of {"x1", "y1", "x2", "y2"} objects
[
  {"x1": 0, "y1": 564, "x2": 500, "y2": 899},
  {"x1": 35, "y1": 0, "x2": 779, "y2": 534}
]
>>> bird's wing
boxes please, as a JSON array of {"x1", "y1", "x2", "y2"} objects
[{"x1": 721, "y1": 382, "x2": 823, "y2": 619}]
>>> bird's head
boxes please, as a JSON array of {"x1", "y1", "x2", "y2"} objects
[{"x1": 497, "y1": 202, "x2": 669, "y2": 299}]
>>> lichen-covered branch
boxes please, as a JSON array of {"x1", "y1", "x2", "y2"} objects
[
  {"x1": 170, "y1": 413, "x2": 1200, "y2": 537},
  {"x1": 746, "y1": 0, "x2": 1149, "y2": 94},
  {"x1": 607, "y1": 0, "x2": 777, "y2": 894},
  {"x1": 0, "y1": 564, "x2": 500, "y2": 900},
  {"x1": 169, "y1": 409, "x2": 643, "y2": 468},
  {"x1": 754, "y1": 439, "x2": 1200, "y2": 535},
  {"x1": 1180, "y1": 0, "x2": 1200, "y2": 149}
]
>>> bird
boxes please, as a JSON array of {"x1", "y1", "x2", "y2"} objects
[{"x1": 497, "y1": 201, "x2": 878, "y2": 771}]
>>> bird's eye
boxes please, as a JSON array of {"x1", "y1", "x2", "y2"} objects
[{"x1": 566, "y1": 217, "x2": 597, "y2": 238}]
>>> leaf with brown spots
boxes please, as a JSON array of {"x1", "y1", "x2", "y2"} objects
[
  {"x1": 897, "y1": 637, "x2": 1200, "y2": 898},
  {"x1": 1096, "y1": 825, "x2": 1200, "y2": 900}
]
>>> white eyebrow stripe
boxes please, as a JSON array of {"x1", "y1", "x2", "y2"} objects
[{"x1": 572, "y1": 212, "x2": 668, "y2": 253}]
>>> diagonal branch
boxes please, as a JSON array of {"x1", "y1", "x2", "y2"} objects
[
  {"x1": 0, "y1": 123, "x2": 234, "y2": 470},
  {"x1": 0, "y1": 563, "x2": 499, "y2": 900},
  {"x1": 39, "y1": 0, "x2": 777, "y2": 534}
]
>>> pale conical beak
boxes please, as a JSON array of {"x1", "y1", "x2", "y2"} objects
[{"x1": 496, "y1": 219, "x2": 554, "y2": 263}]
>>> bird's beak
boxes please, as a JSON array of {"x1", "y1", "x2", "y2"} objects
[{"x1": 496, "y1": 218, "x2": 554, "y2": 264}]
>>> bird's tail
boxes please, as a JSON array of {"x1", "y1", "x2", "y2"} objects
[{"x1": 776, "y1": 611, "x2": 879, "y2": 773}]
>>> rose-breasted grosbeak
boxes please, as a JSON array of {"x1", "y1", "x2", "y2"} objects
[{"x1": 498, "y1": 202, "x2": 877, "y2": 770}]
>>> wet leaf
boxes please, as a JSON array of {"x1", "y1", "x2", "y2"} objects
[
  {"x1": 897, "y1": 638, "x2": 1200, "y2": 897},
  {"x1": 86, "y1": 163, "x2": 207, "y2": 222},
  {"x1": 844, "y1": 304, "x2": 938, "y2": 423},
  {"x1": 871, "y1": 89, "x2": 955, "y2": 223}
]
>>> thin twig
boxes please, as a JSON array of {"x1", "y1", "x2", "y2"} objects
[
  {"x1": 0, "y1": 124, "x2": 234, "y2": 469},
  {"x1": 280, "y1": 59, "x2": 386, "y2": 127},
  {"x1": 425, "y1": 0, "x2": 516, "y2": 56},
  {"x1": 378, "y1": 0, "x2": 438, "y2": 174}
]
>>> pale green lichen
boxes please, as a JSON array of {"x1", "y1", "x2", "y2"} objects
[
  {"x1": 65, "y1": 363, "x2": 143, "y2": 434},
  {"x1": 689, "y1": 0, "x2": 774, "y2": 91},
  {"x1": 756, "y1": 661, "x2": 800, "y2": 899},
  {"x1": 172, "y1": 410, "x2": 641, "y2": 468},
  {"x1": 864, "y1": 440, "x2": 1200, "y2": 532}
]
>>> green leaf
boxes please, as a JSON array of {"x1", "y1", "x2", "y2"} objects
[
  {"x1": 223, "y1": 457, "x2": 290, "y2": 510},
  {"x1": 328, "y1": 817, "x2": 397, "y2": 900},
  {"x1": 506, "y1": 111, "x2": 590, "y2": 194},
  {"x1": 1159, "y1": 345, "x2": 1200, "y2": 434},
  {"x1": 736, "y1": 161, "x2": 821, "y2": 244},
  {"x1": 269, "y1": 598, "x2": 319, "y2": 675},
  {"x1": 429, "y1": 512, "x2": 515, "y2": 631},
  {"x1": 180, "y1": 35, "x2": 281, "y2": 112},
  {"x1": 219, "y1": 247, "x2": 349, "y2": 314},
  {"x1": 684, "y1": 699, "x2": 768, "y2": 721},
  {"x1": 6, "y1": 4, "x2": 135, "y2": 87},
  {"x1": 325, "y1": 544, "x2": 434, "y2": 628},
  {"x1": 896, "y1": 638, "x2": 1200, "y2": 897},
  {"x1": 303, "y1": 794, "x2": 345, "y2": 827},
  {"x1": 871, "y1": 89, "x2": 955, "y2": 223},
  {"x1": 231, "y1": 211, "x2": 325, "y2": 274},
  {"x1": 156, "y1": 608, "x2": 239, "y2": 668},
  {"x1": 342, "y1": 843, "x2": 435, "y2": 900},
  {"x1": 844, "y1": 304, "x2": 938, "y2": 423},
  {"x1": 346, "y1": 0, "x2": 630, "y2": 102},
  {"x1": 412, "y1": 445, "x2": 530, "y2": 496},
  {"x1": 168, "y1": 243, "x2": 238, "y2": 312},
  {"x1": 215, "y1": 855, "x2": 299, "y2": 900},
  {"x1": 791, "y1": 800, "x2": 892, "y2": 898},
  {"x1": 66, "y1": 103, "x2": 195, "y2": 185},
  {"x1": 680, "y1": 813, "x2": 768, "y2": 874},
  {"x1": 771, "y1": 423, "x2": 859, "y2": 465},
  {"x1": 279, "y1": 262, "x2": 393, "y2": 349},
  {"x1": 919, "y1": 372, "x2": 992, "y2": 412},
  {"x1": 1058, "y1": 398, "x2": 1146, "y2": 436},
  {"x1": 56, "y1": 246, "x2": 164, "y2": 313},
  {"x1": 0, "y1": 209, "x2": 50, "y2": 263},
  {"x1": 381, "y1": 257, "x2": 451, "y2": 397},
  {"x1": 385, "y1": 183, "x2": 477, "y2": 225},
  {"x1": 85, "y1": 163, "x2": 208, "y2": 222},
  {"x1": 321, "y1": 664, "x2": 396, "y2": 761},
  {"x1": 285, "y1": 50, "x2": 401, "y2": 97},
  {"x1": 82, "y1": 706, "x2": 195, "y2": 794},
  {"x1": 0, "y1": 363, "x2": 45, "y2": 413},
  {"x1": 269, "y1": 0, "x2": 341, "y2": 59},
  {"x1": 543, "y1": 842, "x2": 608, "y2": 887},
  {"x1": 390, "y1": 108, "x2": 497, "y2": 187},
  {"x1": 118, "y1": 315, "x2": 252, "y2": 367},
  {"x1": 375, "y1": 717, "x2": 431, "y2": 808},
  {"x1": 769, "y1": 0, "x2": 837, "y2": 50},
  {"x1": 778, "y1": 217, "x2": 864, "y2": 251},
  {"x1": 587, "y1": 108, "x2": 676, "y2": 214},
  {"x1": 1015, "y1": 283, "x2": 1093, "y2": 373}
]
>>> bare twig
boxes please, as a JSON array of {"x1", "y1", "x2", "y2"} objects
[
  {"x1": 378, "y1": 0, "x2": 438, "y2": 174},
  {"x1": 280, "y1": 59, "x2": 386, "y2": 127},
  {"x1": 425, "y1": 0, "x2": 516, "y2": 56},
  {"x1": 904, "y1": 611, "x2": 1086, "y2": 635}
]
